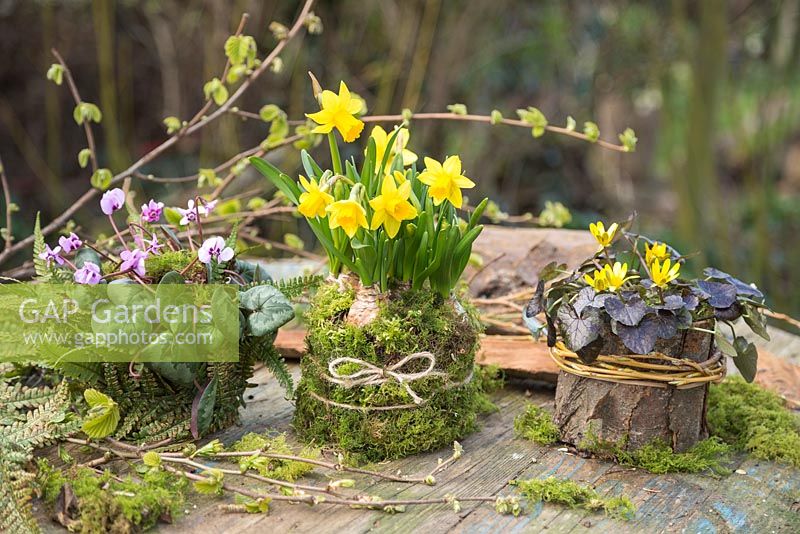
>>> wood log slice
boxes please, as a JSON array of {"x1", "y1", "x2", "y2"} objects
[{"x1": 553, "y1": 325, "x2": 716, "y2": 452}]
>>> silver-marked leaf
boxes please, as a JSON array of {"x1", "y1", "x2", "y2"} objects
[
  {"x1": 696, "y1": 280, "x2": 737, "y2": 309},
  {"x1": 556, "y1": 304, "x2": 603, "y2": 351},
  {"x1": 615, "y1": 313, "x2": 678, "y2": 354},
  {"x1": 605, "y1": 295, "x2": 647, "y2": 326},
  {"x1": 240, "y1": 285, "x2": 294, "y2": 337},
  {"x1": 74, "y1": 248, "x2": 102, "y2": 269}
]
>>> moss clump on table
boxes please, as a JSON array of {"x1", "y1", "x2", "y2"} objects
[
  {"x1": 36, "y1": 459, "x2": 186, "y2": 533},
  {"x1": 293, "y1": 283, "x2": 487, "y2": 462},
  {"x1": 514, "y1": 404, "x2": 559, "y2": 445},
  {"x1": 512, "y1": 476, "x2": 636, "y2": 520},
  {"x1": 707, "y1": 377, "x2": 800, "y2": 467}
]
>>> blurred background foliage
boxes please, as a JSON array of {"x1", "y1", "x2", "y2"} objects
[{"x1": 0, "y1": 0, "x2": 798, "y2": 315}]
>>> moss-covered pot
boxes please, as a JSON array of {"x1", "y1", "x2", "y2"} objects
[{"x1": 294, "y1": 277, "x2": 482, "y2": 461}]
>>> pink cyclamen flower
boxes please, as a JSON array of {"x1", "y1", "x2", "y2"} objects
[
  {"x1": 74, "y1": 262, "x2": 102, "y2": 285},
  {"x1": 176, "y1": 199, "x2": 200, "y2": 225},
  {"x1": 38, "y1": 244, "x2": 64, "y2": 268},
  {"x1": 100, "y1": 188, "x2": 126, "y2": 215},
  {"x1": 120, "y1": 248, "x2": 148, "y2": 277},
  {"x1": 198, "y1": 236, "x2": 234, "y2": 264},
  {"x1": 58, "y1": 233, "x2": 82, "y2": 253},
  {"x1": 140, "y1": 199, "x2": 165, "y2": 223},
  {"x1": 199, "y1": 199, "x2": 218, "y2": 215},
  {"x1": 134, "y1": 234, "x2": 163, "y2": 256}
]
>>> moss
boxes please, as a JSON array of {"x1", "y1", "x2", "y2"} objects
[
  {"x1": 294, "y1": 282, "x2": 483, "y2": 462},
  {"x1": 144, "y1": 250, "x2": 204, "y2": 281},
  {"x1": 514, "y1": 404, "x2": 560, "y2": 445},
  {"x1": 229, "y1": 432, "x2": 319, "y2": 481},
  {"x1": 707, "y1": 377, "x2": 800, "y2": 467},
  {"x1": 35, "y1": 459, "x2": 186, "y2": 533},
  {"x1": 512, "y1": 476, "x2": 635, "y2": 520}
]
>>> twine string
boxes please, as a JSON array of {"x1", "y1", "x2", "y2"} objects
[{"x1": 325, "y1": 352, "x2": 447, "y2": 405}]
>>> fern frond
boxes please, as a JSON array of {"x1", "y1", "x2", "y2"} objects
[
  {"x1": 247, "y1": 274, "x2": 323, "y2": 300},
  {"x1": 0, "y1": 459, "x2": 41, "y2": 534},
  {"x1": 0, "y1": 382, "x2": 56, "y2": 412},
  {"x1": 259, "y1": 343, "x2": 294, "y2": 396},
  {"x1": 32, "y1": 212, "x2": 51, "y2": 281}
]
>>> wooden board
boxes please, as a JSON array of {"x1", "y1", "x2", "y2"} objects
[{"x1": 33, "y1": 363, "x2": 800, "y2": 533}]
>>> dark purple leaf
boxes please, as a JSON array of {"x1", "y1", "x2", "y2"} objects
[
  {"x1": 703, "y1": 267, "x2": 763, "y2": 299},
  {"x1": 682, "y1": 293, "x2": 700, "y2": 310},
  {"x1": 546, "y1": 312, "x2": 557, "y2": 347},
  {"x1": 557, "y1": 304, "x2": 603, "y2": 351},
  {"x1": 605, "y1": 295, "x2": 647, "y2": 326},
  {"x1": 696, "y1": 280, "x2": 737, "y2": 308},
  {"x1": 614, "y1": 313, "x2": 678, "y2": 354},
  {"x1": 658, "y1": 294, "x2": 685, "y2": 310},
  {"x1": 525, "y1": 280, "x2": 545, "y2": 317},
  {"x1": 713, "y1": 302, "x2": 743, "y2": 321},
  {"x1": 576, "y1": 336, "x2": 604, "y2": 363}
]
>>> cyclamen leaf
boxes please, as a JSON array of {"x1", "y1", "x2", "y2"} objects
[
  {"x1": 732, "y1": 337, "x2": 758, "y2": 382},
  {"x1": 556, "y1": 304, "x2": 603, "y2": 352},
  {"x1": 240, "y1": 285, "x2": 294, "y2": 337},
  {"x1": 614, "y1": 313, "x2": 678, "y2": 354},
  {"x1": 696, "y1": 280, "x2": 737, "y2": 308},
  {"x1": 605, "y1": 295, "x2": 647, "y2": 327}
]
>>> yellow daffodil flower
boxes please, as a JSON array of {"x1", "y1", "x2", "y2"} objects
[
  {"x1": 583, "y1": 269, "x2": 610, "y2": 292},
  {"x1": 306, "y1": 81, "x2": 364, "y2": 142},
  {"x1": 391, "y1": 170, "x2": 407, "y2": 185},
  {"x1": 650, "y1": 258, "x2": 681, "y2": 288},
  {"x1": 369, "y1": 125, "x2": 418, "y2": 169},
  {"x1": 601, "y1": 262, "x2": 631, "y2": 291},
  {"x1": 369, "y1": 175, "x2": 418, "y2": 238},
  {"x1": 297, "y1": 175, "x2": 334, "y2": 218},
  {"x1": 418, "y1": 155, "x2": 475, "y2": 208},
  {"x1": 645, "y1": 242, "x2": 670, "y2": 266},
  {"x1": 326, "y1": 199, "x2": 368, "y2": 238},
  {"x1": 589, "y1": 221, "x2": 618, "y2": 249}
]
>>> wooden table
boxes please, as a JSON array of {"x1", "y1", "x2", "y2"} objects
[{"x1": 65, "y1": 364, "x2": 792, "y2": 534}]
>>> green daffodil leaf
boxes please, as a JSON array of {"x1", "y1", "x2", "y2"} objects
[
  {"x1": 81, "y1": 388, "x2": 120, "y2": 439},
  {"x1": 240, "y1": 285, "x2": 294, "y2": 337}
]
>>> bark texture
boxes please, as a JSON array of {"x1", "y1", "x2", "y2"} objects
[{"x1": 554, "y1": 326, "x2": 715, "y2": 452}]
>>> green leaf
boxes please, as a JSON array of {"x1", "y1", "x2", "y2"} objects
[
  {"x1": 490, "y1": 109, "x2": 503, "y2": 124},
  {"x1": 198, "y1": 168, "x2": 221, "y2": 188},
  {"x1": 742, "y1": 303, "x2": 770, "y2": 341},
  {"x1": 447, "y1": 103, "x2": 468, "y2": 115},
  {"x1": 73, "y1": 102, "x2": 102, "y2": 125},
  {"x1": 732, "y1": 337, "x2": 758, "y2": 382},
  {"x1": 191, "y1": 377, "x2": 218, "y2": 438},
  {"x1": 259, "y1": 104, "x2": 284, "y2": 122},
  {"x1": 46, "y1": 63, "x2": 63, "y2": 85},
  {"x1": 583, "y1": 121, "x2": 599, "y2": 142},
  {"x1": 90, "y1": 168, "x2": 113, "y2": 190},
  {"x1": 81, "y1": 388, "x2": 120, "y2": 439},
  {"x1": 77, "y1": 148, "x2": 92, "y2": 169},
  {"x1": 283, "y1": 233, "x2": 304, "y2": 250},
  {"x1": 224, "y1": 35, "x2": 257, "y2": 67},
  {"x1": 250, "y1": 156, "x2": 301, "y2": 204},
  {"x1": 516, "y1": 107, "x2": 548, "y2": 137},
  {"x1": 163, "y1": 207, "x2": 183, "y2": 227},
  {"x1": 163, "y1": 116, "x2": 182, "y2": 134},
  {"x1": 566, "y1": 116, "x2": 576, "y2": 131},
  {"x1": 203, "y1": 78, "x2": 229, "y2": 106},
  {"x1": 142, "y1": 451, "x2": 161, "y2": 467},
  {"x1": 240, "y1": 285, "x2": 294, "y2": 336},
  {"x1": 619, "y1": 128, "x2": 637, "y2": 152},
  {"x1": 714, "y1": 325, "x2": 737, "y2": 357},
  {"x1": 193, "y1": 468, "x2": 224, "y2": 495}
]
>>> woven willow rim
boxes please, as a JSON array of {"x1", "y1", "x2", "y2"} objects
[{"x1": 549, "y1": 341, "x2": 725, "y2": 389}]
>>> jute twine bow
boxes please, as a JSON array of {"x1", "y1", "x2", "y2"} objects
[
  {"x1": 324, "y1": 352, "x2": 447, "y2": 405},
  {"x1": 308, "y1": 352, "x2": 474, "y2": 412},
  {"x1": 549, "y1": 341, "x2": 725, "y2": 389}
]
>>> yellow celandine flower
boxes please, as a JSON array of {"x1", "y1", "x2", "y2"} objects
[
  {"x1": 326, "y1": 199, "x2": 368, "y2": 238},
  {"x1": 306, "y1": 81, "x2": 364, "y2": 142},
  {"x1": 589, "y1": 221, "x2": 618, "y2": 249},
  {"x1": 369, "y1": 175, "x2": 418, "y2": 238},
  {"x1": 418, "y1": 156, "x2": 475, "y2": 208},
  {"x1": 297, "y1": 175, "x2": 334, "y2": 218},
  {"x1": 645, "y1": 242, "x2": 670, "y2": 266},
  {"x1": 369, "y1": 126, "x2": 418, "y2": 169},
  {"x1": 601, "y1": 262, "x2": 630, "y2": 291},
  {"x1": 650, "y1": 258, "x2": 681, "y2": 288},
  {"x1": 583, "y1": 269, "x2": 610, "y2": 292}
]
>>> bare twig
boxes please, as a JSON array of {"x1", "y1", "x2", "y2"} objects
[
  {"x1": 50, "y1": 48, "x2": 99, "y2": 173},
  {"x1": 0, "y1": 155, "x2": 13, "y2": 252},
  {"x1": 0, "y1": 0, "x2": 315, "y2": 265}
]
